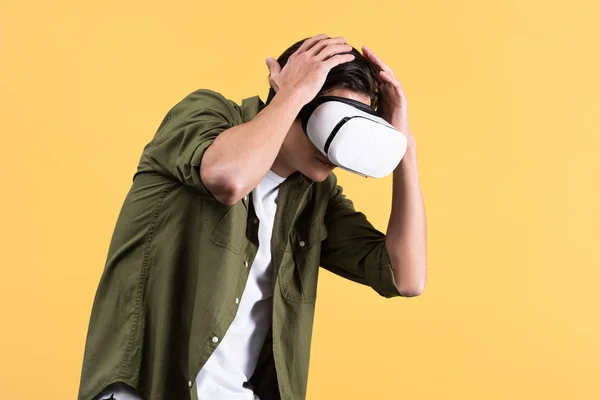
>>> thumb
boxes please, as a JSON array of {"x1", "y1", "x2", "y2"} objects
[{"x1": 265, "y1": 57, "x2": 281, "y2": 74}]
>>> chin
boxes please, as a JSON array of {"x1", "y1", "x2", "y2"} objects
[
  {"x1": 301, "y1": 156, "x2": 337, "y2": 182},
  {"x1": 306, "y1": 168, "x2": 335, "y2": 182}
]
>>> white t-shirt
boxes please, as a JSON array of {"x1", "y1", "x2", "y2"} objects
[{"x1": 195, "y1": 169, "x2": 286, "y2": 399}]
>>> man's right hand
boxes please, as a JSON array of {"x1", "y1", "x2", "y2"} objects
[{"x1": 265, "y1": 34, "x2": 355, "y2": 106}]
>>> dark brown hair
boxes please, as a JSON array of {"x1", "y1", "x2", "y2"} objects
[{"x1": 265, "y1": 36, "x2": 380, "y2": 111}]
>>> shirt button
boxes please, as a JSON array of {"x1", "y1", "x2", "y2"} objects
[
  {"x1": 244, "y1": 260, "x2": 249, "y2": 268},
  {"x1": 244, "y1": 195, "x2": 248, "y2": 202},
  {"x1": 235, "y1": 297, "x2": 239, "y2": 304},
  {"x1": 188, "y1": 380, "x2": 193, "y2": 388},
  {"x1": 212, "y1": 336, "x2": 219, "y2": 343},
  {"x1": 299, "y1": 240, "x2": 306, "y2": 247},
  {"x1": 253, "y1": 217, "x2": 258, "y2": 224}
]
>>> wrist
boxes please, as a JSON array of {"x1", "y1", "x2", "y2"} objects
[
  {"x1": 398, "y1": 146, "x2": 418, "y2": 168},
  {"x1": 274, "y1": 88, "x2": 310, "y2": 110}
]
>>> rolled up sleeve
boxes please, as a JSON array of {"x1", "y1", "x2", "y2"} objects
[
  {"x1": 319, "y1": 173, "x2": 404, "y2": 298},
  {"x1": 137, "y1": 88, "x2": 240, "y2": 199}
]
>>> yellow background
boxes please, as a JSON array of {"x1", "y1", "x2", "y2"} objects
[{"x1": 1, "y1": 0, "x2": 599, "y2": 398}]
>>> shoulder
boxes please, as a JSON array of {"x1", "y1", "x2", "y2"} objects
[{"x1": 171, "y1": 88, "x2": 243, "y2": 125}]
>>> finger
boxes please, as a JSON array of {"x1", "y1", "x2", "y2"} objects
[
  {"x1": 374, "y1": 70, "x2": 384, "y2": 85},
  {"x1": 297, "y1": 33, "x2": 330, "y2": 54},
  {"x1": 380, "y1": 71, "x2": 406, "y2": 96},
  {"x1": 363, "y1": 46, "x2": 395, "y2": 77},
  {"x1": 265, "y1": 57, "x2": 281, "y2": 75},
  {"x1": 364, "y1": 49, "x2": 388, "y2": 90},
  {"x1": 380, "y1": 71, "x2": 399, "y2": 88},
  {"x1": 322, "y1": 53, "x2": 356, "y2": 70},
  {"x1": 315, "y1": 43, "x2": 353, "y2": 61},
  {"x1": 380, "y1": 70, "x2": 395, "y2": 82},
  {"x1": 375, "y1": 69, "x2": 387, "y2": 89},
  {"x1": 309, "y1": 36, "x2": 347, "y2": 57}
]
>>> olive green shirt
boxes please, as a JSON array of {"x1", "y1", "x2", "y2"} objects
[{"x1": 78, "y1": 88, "x2": 404, "y2": 400}]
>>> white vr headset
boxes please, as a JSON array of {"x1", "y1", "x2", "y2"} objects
[{"x1": 297, "y1": 95, "x2": 407, "y2": 178}]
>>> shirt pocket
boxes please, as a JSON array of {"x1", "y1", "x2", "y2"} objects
[
  {"x1": 279, "y1": 220, "x2": 328, "y2": 303},
  {"x1": 209, "y1": 202, "x2": 247, "y2": 255}
]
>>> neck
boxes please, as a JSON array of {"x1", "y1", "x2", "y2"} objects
[{"x1": 270, "y1": 150, "x2": 296, "y2": 178}]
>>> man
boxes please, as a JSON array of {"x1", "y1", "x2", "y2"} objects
[{"x1": 78, "y1": 33, "x2": 427, "y2": 400}]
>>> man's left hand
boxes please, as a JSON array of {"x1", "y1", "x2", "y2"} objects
[{"x1": 362, "y1": 45, "x2": 416, "y2": 152}]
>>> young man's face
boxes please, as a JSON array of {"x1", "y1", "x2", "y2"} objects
[{"x1": 273, "y1": 88, "x2": 372, "y2": 182}]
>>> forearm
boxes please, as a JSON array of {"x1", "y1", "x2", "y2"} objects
[
  {"x1": 385, "y1": 147, "x2": 427, "y2": 296},
  {"x1": 200, "y1": 89, "x2": 305, "y2": 204}
]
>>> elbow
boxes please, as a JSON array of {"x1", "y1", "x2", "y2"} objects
[
  {"x1": 213, "y1": 180, "x2": 243, "y2": 206},
  {"x1": 398, "y1": 284, "x2": 425, "y2": 297},
  {"x1": 214, "y1": 189, "x2": 238, "y2": 206},
  {"x1": 396, "y1": 274, "x2": 427, "y2": 297},
  {"x1": 219, "y1": 179, "x2": 250, "y2": 206},
  {"x1": 200, "y1": 164, "x2": 240, "y2": 206},
  {"x1": 389, "y1": 255, "x2": 427, "y2": 297},
  {"x1": 206, "y1": 176, "x2": 248, "y2": 206}
]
